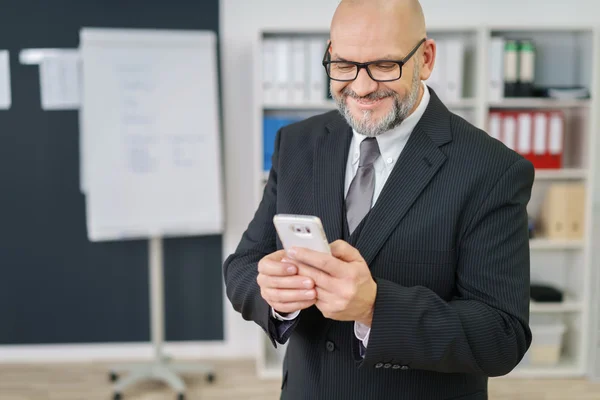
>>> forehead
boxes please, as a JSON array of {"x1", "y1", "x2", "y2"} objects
[{"x1": 330, "y1": 16, "x2": 409, "y2": 61}]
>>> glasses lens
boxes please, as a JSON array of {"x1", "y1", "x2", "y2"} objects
[
  {"x1": 328, "y1": 62, "x2": 358, "y2": 81},
  {"x1": 368, "y1": 62, "x2": 401, "y2": 81}
]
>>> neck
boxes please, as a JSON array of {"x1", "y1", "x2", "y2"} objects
[{"x1": 407, "y1": 81, "x2": 424, "y2": 118}]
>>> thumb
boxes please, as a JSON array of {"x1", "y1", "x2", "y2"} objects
[{"x1": 330, "y1": 240, "x2": 363, "y2": 263}]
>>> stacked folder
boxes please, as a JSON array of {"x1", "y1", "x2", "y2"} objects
[
  {"x1": 488, "y1": 110, "x2": 564, "y2": 169},
  {"x1": 262, "y1": 36, "x2": 329, "y2": 105},
  {"x1": 426, "y1": 38, "x2": 466, "y2": 103},
  {"x1": 489, "y1": 36, "x2": 536, "y2": 99},
  {"x1": 537, "y1": 182, "x2": 586, "y2": 240}
]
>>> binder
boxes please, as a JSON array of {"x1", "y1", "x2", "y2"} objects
[
  {"x1": 547, "y1": 111, "x2": 564, "y2": 169},
  {"x1": 427, "y1": 39, "x2": 446, "y2": 101},
  {"x1": 491, "y1": 110, "x2": 564, "y2": 170},
  {"x1": 444, "y1": 38, "x2": 465, "y2": 102},
  {"x1": 517, "y1": 39, "x2": 535, "y2": 97},
  {"x1": 488, "y1": 111, "x2": 502, "y2": 141},
  {"x1": 533, "y1": 110, "x2": 564, "y2": 169},
  {"x1": 263, "y1": 116, "x2": 302, "y2": 171},
  {"x1": 503, "y1": 40, "x2": 519, "y2": 97},
  {"x1": 290, "y1": 38, "x2": 308, "y2": 104},
  {"x1": 539, "y1": 183, "x2": 586, "y2": 240},
  {"x1": 501, "y1": 111, "x2": 517, "y2": 150},
  {"x1": 517, "y1": 111, "x2": 533, "y2": 159},
  {"x1": 275, "y1": 38, "x2": 292, "y2": 104},
  {"x1": 308, "y1": 38, "x2": 326, "y2": 103},
  {"x1": 262, "y1": 38, "x2": 277, "y2": 104},
  {"x1": 488, "y1": 37, "x2": 505, "y2": 102},
  {"x1": 533, "y1": 112, "x2": 548, "y2": 168}
]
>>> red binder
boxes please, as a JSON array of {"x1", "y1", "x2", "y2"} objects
[{"x1": 489, "y1": 109, "x2": 564, "y2": 169}]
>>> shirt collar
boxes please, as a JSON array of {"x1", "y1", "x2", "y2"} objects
[{"x1": 351, "y1": 81, "x2": 430, "y2": 166}]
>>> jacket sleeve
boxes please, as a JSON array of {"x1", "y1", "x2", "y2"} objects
[
  {"x1": 357, "y1": 157, "x2": 535, "y2": 377},
  {"x1": 222, "y1": 128, "x2": 298, "y2": 347}
]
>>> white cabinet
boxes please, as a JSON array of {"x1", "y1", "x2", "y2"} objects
[{"x1": 251, "y1": 25, "x2": 600, "y2": 380}]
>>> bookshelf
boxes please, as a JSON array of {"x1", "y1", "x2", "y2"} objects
[{"x1": 252, "y1": 25, "x2": 599, "y2": 380}]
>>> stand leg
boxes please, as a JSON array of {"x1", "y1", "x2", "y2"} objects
[{"x1": 150, "y1": 236, "x2": 164, "y2": 361}]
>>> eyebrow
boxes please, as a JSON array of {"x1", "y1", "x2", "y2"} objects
[{"x1": 331, "y1": 53, "x2": 402, "y2": 62}]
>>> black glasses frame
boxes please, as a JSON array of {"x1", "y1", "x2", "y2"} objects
[{"x1": 322, "y1": 37, "x2": 426, "y2": 82}]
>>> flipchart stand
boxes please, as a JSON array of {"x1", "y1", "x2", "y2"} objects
[{"x1": 109, "y1": 237, "x2": 215, "y2": 400}]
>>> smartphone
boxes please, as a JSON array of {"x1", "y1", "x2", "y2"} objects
[{"x1": 273, "y1": 214, "x2": 331, "y2": 255}]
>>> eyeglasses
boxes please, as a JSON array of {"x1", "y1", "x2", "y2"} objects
[{"x1": 322, "y1": 38, "x2": 426, "y2": 82}]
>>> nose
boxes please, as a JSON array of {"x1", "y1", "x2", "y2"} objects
[{"x1": 348, "y1": 68, "x2": 379, "y2": 98}]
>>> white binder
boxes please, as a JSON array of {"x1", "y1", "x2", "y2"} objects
[
  {"x1": 262, "y1": 38, "x2": 277, "y2": 105},
  {"x1": 444, "y1": 38, "x2": 465, "y2": 102},
  {"x1": 488, "y1": 37, "x2": 505, "y2": 102},
  {"x1": 308, "y1": 38, "x2": 326, "y2": 103},
  {"x1": 275, "y1": 38, "x2": 292, "y2": 104},
  {"x1": 290, "y1": 38, "x2": 307, "y2": 104},
  {"x1": 427, "y1": 40, "x2": 446, "y2": 101}
]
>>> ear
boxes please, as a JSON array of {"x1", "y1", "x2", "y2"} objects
[{"x1": 419, "y1": 38, "x2": 436, "y2": 81}]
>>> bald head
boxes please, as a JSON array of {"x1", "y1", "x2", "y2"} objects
[{"x1": 332, "y1": 0, "x2": 426, "y2": 45}]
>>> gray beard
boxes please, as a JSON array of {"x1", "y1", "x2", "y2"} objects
[{"x1": 332, "y1": 64, "x2": 421, "y2": 137}]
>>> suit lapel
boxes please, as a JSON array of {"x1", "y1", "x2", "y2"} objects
[
  {"x1": 313, "y1": 112, "x2": 353, "y2": 243},
  {"x1": 355, "y1": 88, "x2": 453, "y2": 266}
]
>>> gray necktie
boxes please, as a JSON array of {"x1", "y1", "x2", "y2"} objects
[{"x1": 346, "y1": 137, "x2": 381, "y2": 234}]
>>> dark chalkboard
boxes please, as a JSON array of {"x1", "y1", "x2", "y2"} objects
[{"x1": 0, "y1": 0, "x2": 223, "y2": 344}]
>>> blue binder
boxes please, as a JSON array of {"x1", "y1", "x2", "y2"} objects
[{"x1": 263, "y1": 116, "x2": 302, "y2": 171}]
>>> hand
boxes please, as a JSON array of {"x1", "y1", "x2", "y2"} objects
[
  {"x1": 285, "y1": 240, "x2": 377, "y2": 327},
  {"x1": 257, "y1": 250, "x2": 317, "y2": 314}
]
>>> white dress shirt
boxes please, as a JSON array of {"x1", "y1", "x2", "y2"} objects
[{"x1": 274, "y1": 82, "x2": 431, "y2": 350}]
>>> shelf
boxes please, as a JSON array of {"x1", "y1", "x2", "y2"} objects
[
  {"x1": 529, "y1": 239, "x2": 584, "y2": 250},
  {"x1": 489, "y1": 98, "x2": 591, "y2": 109},
  {"x1": 507, "y1": 358, "x2": 582, "y2": 379},
  {"x1": 534, "y1": 169, "x2": 587, "y2": 180},
  {"x1": 530, "y1": 300, "x2": 583, "y2": 313},
  {"x1": 254, "y1": 26, "x2": 598, "y2": 383}
]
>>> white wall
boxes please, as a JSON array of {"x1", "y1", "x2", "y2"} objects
[{"x1": 219, "y1": 0, "x2": 600, "y2": 365}]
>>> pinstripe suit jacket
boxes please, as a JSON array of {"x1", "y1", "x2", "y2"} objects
[{"x1": 223, "y1": 88, "x2": 534, "y2": 400}]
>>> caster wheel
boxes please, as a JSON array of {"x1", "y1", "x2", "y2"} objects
[
  {"x1": 206, "y1": 373, "x2": 215, "y2": 383},
  {"x1": 113, "y1": 392, "x2": 122, "y2": 400},
  {"x1": 177, "y1": 393, "x2": 185, "y2": 400},
  {"x1": 109, "y1": 372, "x2": 119, "y2": 382}
]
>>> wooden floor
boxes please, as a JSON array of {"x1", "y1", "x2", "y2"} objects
[{"x1": 0, "y1": 359, "x2": 599, "y2": 399}]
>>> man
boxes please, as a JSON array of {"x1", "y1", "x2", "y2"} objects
[{"x1": 223, "y1": 0, "x2": 534, "y2": 398}]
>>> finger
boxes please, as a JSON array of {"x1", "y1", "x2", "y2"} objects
[
  {"x1": 330, "y1": 240, "x2": 363, "y2": 263},
  {"x1": 258, "y1": 259, "x2": 297, "y2": 276},
  {"x1": 314, "y1": 286, "x2": 338, "y2": 303},
  {"x1": 293, "y1": 262, "x2": 336, "y2": 291},
  {"x1": 261, "y1": 275, "x2": 315, "y2": 290},
  {"x1": 264, "y1": 249, "x2": 287, "y2": 261},
  {"x1": 272, "y1": 300, "x2": 315, "y2": 314},
  {"x1": 288, "y1": 247, "x2": 344, "y2": 277},
  {"x1": 263, "y1": 288, "x2": 316, "y2": 303}
]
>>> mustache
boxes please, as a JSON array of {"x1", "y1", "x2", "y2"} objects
[{"x1": 341, "y1": 87, "x2": 396, "y2": 101}]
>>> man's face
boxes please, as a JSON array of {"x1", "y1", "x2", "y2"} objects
[{"x1": 329, "y1": 8, "x2": 423, "y2": 137}]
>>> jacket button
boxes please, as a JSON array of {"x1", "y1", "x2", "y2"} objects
[
  {"x1": 375, "y1": 362, "x2": 383, "y2": 368},
  {"x1": 325, "y1": 341, "x2": 335, "y2": 352},
  {"x1": 400, "y1": 365, "x2": 409, "y2": 370},
  {"x1": 384, "y1": 363, "x2": 391, "y2": 368}
]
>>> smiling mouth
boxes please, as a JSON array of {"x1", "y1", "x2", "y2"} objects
[{"x1": 350, "y1": 96, "x2": 386, "y2": 109}]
